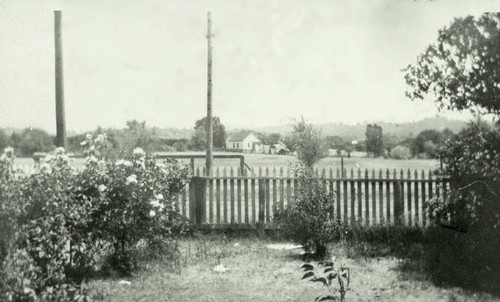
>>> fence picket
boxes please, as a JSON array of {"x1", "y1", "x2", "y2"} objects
[
  {"x1": 258, "y1": 179, "x2": 265, "y2": 223},
  {"x1": 414, "y1": 170, "x2": 419, "y2": 226},
  {"x1": 370, "y1": 169, "x2": 376, "y2": 225},
  {"x1": 357, "y1": 174, "x2": 362, "y2": 225},
  {"x1": 350, "y1": 178, "x2": 355, "y2": 225},
  {"x1": 223, "y1": 168, "x2": 228, "y2": 223},
  {"x1": 230, "y1": 168, "x2": 235, "y2": 224},
  {"x1": 364, "y1": 169, "x2": 370, "y2": 225},
  {"x1": 244, "y1": 177, "x2": 249, "y2": 223},
  {"x1": 378, "y1": 170, "x2": 384, "y2": 223},
  {"x1": 251, "y1": 176, "x2": 256, "y2": 223},
  {"x1": 426, "y1": 169, "x2": 433, "y2": 227},
  {"x1": 237, "y1": 175, "x2": 242, "y2": 223},
  {"x1": 279, "y1": 167, "x2": 285, "y2": 211},
  {"x1": 386, "y1": 169, "x2": 391, "y2": 224},
  {"x1": 209, "y1": 177, "x2": 213, "y2": 223},
  {"x1": 216, "y1": 177, "x2": 221, "y2": 224}
]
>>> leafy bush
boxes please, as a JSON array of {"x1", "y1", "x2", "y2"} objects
[
  {"x1": 79, "y1": 146, "x2": 191, "y2": 274},
  {"x1": 389, "y1": 145, "x2": 411, "y2": 160},
  {"x1": 0, "y1": 148, "x2": 99, "y2": 300},
  {"x1": 424, "y1": 121, "x2": 500, "y2": 292},
  {"x1": 0, "y1": 134, "x2": 192, "y2": 300},
  {"x1": 274, "y1": 165, "x2": 342, "y2": 258}
]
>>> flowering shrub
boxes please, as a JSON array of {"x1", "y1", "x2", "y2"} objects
[
  {"x1": 79, "y1": 145, "x2": 191, "y2": 274},
  {"x1": 1, "y1": 133, "x2": 192, "y2": 299},
  {"x1": 0, "y1": 147, "x2": 23, "y2": 267}
]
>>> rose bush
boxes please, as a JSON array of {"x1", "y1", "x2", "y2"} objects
[
  {"x1": 1, "y1": 133, "x2": 192, "y2": 300},
  {"x1": 78, "y1": 142, "x2": 191, "y2": 274}
]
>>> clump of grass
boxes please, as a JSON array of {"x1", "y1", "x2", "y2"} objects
[{"x1": 339, "y1": 223, "x2": 425, "y2": 260}]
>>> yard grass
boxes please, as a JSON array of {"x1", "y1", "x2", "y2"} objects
[{"x1": 87, "y1": 234, "x2": 498, "y2": 302}]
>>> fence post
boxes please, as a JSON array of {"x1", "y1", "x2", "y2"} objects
[
  {"x1": 189, "y1": 177, "x2": 206, "y2": 224},
  {"x1": 393, "y1": 181, "x2": 403, "y2": 225},
  {"x1": 240, "y1": 157, "x2": 245, "y2": 176}
]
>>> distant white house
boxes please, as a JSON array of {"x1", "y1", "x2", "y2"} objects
[{"x1": 226, "y1": 132, "x2": 262, "y2": 153}]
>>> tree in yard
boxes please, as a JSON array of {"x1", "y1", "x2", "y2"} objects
[
  {"x1": 291, "y1": 118, "x2": 328, "y2": 168},
  {"x1": 191, "y1": 116, "x2": 226, "y2": 150},
  {"x1": 365, "y1": 124, "x2": 384, "y2": 157},
  {"x1": 403, "y1": 13, "x2": 500, "y2": 293},
  {"x1": 403, "y1": 13, "x2": 500, "y2": 117}
]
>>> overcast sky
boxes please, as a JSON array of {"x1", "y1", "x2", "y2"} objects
[{"x1": 1, "y1": 0, "x2": 499, "y2": 134}]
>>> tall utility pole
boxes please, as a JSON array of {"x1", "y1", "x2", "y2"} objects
[
  {"x1": 206, "y1": 11, "x2": 213, "y2": 176},
  {"x1": 54, "y1": 10, "x2": 67, "y2": 149}
]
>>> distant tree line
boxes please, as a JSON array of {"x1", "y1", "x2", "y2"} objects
[{"x1": 0, "y1": 117, "x2": 459, "y2": 160}]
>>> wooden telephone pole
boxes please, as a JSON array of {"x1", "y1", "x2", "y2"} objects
[
  {"x1": 206, "y1": 11, "x2": 213, "y2": 176},
  {"x1": 54, "y1": 10, "x2": 67, "y2": 149}
]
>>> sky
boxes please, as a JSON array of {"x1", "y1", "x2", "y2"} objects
[{"x1": 1, "y1": 0, "x2": 499, "y2": 134}]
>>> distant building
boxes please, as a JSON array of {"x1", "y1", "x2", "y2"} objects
[
  {"x1": 273, "y1": 141, "x2": 290, "y2": 155},
  {"x1": 226, "y1": 132, "x2": 262, "y2": 153}
]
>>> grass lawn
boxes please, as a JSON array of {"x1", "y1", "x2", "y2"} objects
[
  {"x1": 88, "y1": 235, "x2": 498, "y2": 302},
  {"x1": 158, "y1": 152, "x2": 440, "y2": 175},
  {"x1": 13, "y1": 153, "x2": 439, "y2": 176}
]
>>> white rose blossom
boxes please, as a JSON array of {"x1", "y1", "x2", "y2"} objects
[
  {"x1": 40, "y1": 163, "x2": 52, "y2": 175},
  {"x1": 133, "y1": 147, "x2": 145, "y2": 157},
  {"x1": 43, "y1": 155, "x2": 54, "y2": 163},
  {"x1": 116, "y1": 160, "x2": 133, "y2": 167},
  {"x1": 94, "y1": 134, "x2": 105, "y2": 144},
  {"x1": 86, "y1": 156, "x2": 98, "y2": 164},
  {"x1": 150, "y1": 200, "x2": 161, "y2": 207},
  {"x1": 149, "y1": 210, "x2": 156, "y2": 217},
  {"x1": 55, "y1": 147, "x2": 65, "y2": 155},
  {"x1": 98, "y1": 184, "x2": 107, "y2": 192},
  {"x1": 4, "y1": 147, "x2": 14, "y2": 156},
  {"x1": 126, "y1": 174, "x2": 137, "y2": 184}
]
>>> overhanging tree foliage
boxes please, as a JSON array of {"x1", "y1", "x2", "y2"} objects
[
  {"x1": 404, "y1": 12, "x2": 500, "y2": 292},
  {"x1": 403, "y1": 13, "x2": 500, "y2": 116}
]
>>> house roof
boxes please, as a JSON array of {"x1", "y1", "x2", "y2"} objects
[
  {"x1": 227, "y1": 131, "x2": 261, "y2": 143},
  {"x1": 273, "y1": 141, "x2": 290, "y2": 152}
]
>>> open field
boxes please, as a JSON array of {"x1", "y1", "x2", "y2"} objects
[
  {"x1": 88, "y1": 235, "x2": 499, "y2": 302},
  {"x1": 158, "y1": 152, "x2": 440, "y2": 173},
  {"x1": 12, "y1": 153, "x2": 440, "y2": 176}
]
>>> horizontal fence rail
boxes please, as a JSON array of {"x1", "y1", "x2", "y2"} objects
[{"x1": 13, "y1": 163, "x2": 449, "y2": 228}]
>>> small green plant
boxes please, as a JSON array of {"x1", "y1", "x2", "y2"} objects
[
  {"x1": 274, "y1": 164, "x2": 342, "y2": 258},
  {"x1": 301, "y1": 257, "x2": 350, "y2": 302}
]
